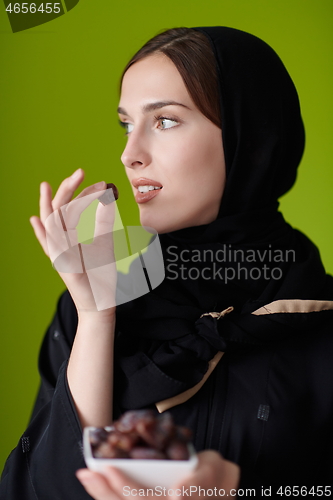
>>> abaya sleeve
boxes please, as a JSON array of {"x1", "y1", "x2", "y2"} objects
[{"x1": 0, "y1": 292, "x2": 92, "y2": 500}]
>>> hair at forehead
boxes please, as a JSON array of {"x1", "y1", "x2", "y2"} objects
[{"x1": 121, "y1": 28, "x2": 221, "y2": 128}]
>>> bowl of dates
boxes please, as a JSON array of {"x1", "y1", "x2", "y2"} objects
[{"x1": 83, "y1": 410, "x2": 198, "y2": 487}]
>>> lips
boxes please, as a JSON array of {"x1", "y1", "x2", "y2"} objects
[
  {"x1": 132, "y1": 177, "x2": 163, "y2": 204},
  {"x1": 132, "y1": 177, "x2": 163, "y2": 188}
]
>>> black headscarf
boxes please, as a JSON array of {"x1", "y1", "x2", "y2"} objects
[{"x1": 114, "y1": 27, "x2": 333, "y2": 410}]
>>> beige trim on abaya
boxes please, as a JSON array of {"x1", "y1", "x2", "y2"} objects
[{"x1": 155, "y1": 299, "x2": 333, "y2": 411}]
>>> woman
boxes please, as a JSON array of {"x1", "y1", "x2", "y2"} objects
[{"x1": 1, "y1": 27, "x2": 333, "y2": 499}]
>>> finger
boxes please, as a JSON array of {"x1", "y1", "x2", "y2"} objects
[
  {"x1": 195, "y1": 452, "x2": 239, "y2": 491},
  {"x1": 192, "y1": 451, "x2": 224, "y2": 488},
  {"x1": 220, "y1": 459, "x2": 240, "y2": 492},
  {"x1": 76, "y1": 469, "x2": 119, "y2": 500},
  {"x1": 29, "y1": 216, "x2": 49, "y2": 256},
  {"x1": 51, "y1": 168, "x2": 85, "y2": 210},
  {"x1": 39, "y1": 182, "x2": 53, "y2": 225},
  {"x1": 63, "y1": 181, "x2": 108, "y2": 230},
  {"x1": 45, "y1": 182, "x2": 111, "y2": 275},
  {"x1": 101, "y1": 466, "x2": 147, "y2": 496},
  {"x1": 171, "y1": 451, "x2": 240, "y2": 499},
  {"x1": 94, "y1": 201, "x2": 116, "y2": 239}
]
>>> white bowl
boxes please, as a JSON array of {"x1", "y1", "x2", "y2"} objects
[{"x1": 83, "y1": 426, "x2": 198, "y2": 488}]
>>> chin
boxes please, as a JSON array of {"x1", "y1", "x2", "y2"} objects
[
  {"x1": 138, "y1": 206, "x2": 214, "y2": 234},
  {"x1": 139, "y1": 213, "x2": 172, "y2": 234},
  {"x1": 139, "y1": 219, "x2": 167, "y2": 234}
]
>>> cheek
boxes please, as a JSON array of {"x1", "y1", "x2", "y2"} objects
[
  {"x1": 157, "y1": 132, "x2": 214, "y2": 182},
  {"x1": 183, "y1": 131, "x2": 225, "y2": 218},
  {"x1": 169, "y1": 129, "x2": 224, "y2": 194},
  {"x1": 163, "y1": 131, "x2": 224, "y2": 221}
]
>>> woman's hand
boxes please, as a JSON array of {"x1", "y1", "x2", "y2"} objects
[
  {"x1": 30, "y1": 168, "x2": 117, "y2": 314},
  {"x1": 30, "y1": 169, "x2": 117, "y2": 428},
  {"x1": 76, "y1": 450, "x2": 240, "y2": 499},
  {"x1": 171, "y1": 451, "x2": 240, "y2": 498}
]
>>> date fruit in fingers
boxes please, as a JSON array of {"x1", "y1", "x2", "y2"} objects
[{"x1": 98, "y1": 183, "x2": 119, "y2": 205}]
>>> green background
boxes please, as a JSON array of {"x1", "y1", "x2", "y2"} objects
[{"x1": 0, "y1": 0, "x2": 332, "y2": 473}]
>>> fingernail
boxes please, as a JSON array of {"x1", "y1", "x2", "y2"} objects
[
  {"x1": 94, "y1": 181, "x2": 105, "y2": 190},
  {"x1": 71, "y1": 169, "x2": 81, "y2": 180}
]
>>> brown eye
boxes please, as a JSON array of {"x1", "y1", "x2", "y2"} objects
[{"x1": 157, "y1": 117, "x2": 179, "y2": 130}]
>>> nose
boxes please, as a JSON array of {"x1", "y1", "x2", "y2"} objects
[{"x1": 121, "y1": 130, "x2": 151, "y2": 170}]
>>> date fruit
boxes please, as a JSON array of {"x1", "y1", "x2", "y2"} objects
[
  {"x1": 90, "y1": 410, "x2": 192, "y2": 460},
  {"x1": 98, "y1": 183, "x2": 119, "y2": 205}
]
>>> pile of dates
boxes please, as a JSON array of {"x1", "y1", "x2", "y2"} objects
[{"x1": 90, "y1": 410, "x2": 192, "y2": 460}]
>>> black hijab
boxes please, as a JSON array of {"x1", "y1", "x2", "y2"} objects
[{"x1": 114, "y1": 27, "x2": 333, "y2": 410}]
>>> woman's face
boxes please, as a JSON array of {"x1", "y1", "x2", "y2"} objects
[{"x1": 118, "y1": 53, "x2": 226, "y2": 234}]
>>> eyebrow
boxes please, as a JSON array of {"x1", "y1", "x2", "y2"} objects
[{"x1": 117, "y1": 100, "x2": 190, "y2": 116}]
